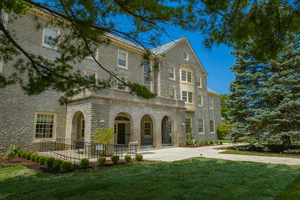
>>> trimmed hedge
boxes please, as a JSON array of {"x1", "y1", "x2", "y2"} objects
[
  {"x1": 217, "y1": 124, "x2": 234, "y2": 139},
  {"x1": 17, "y1": 151, "x2": 23, "y2": 157},
  {"x1": 135, "y1": 154, "x2": 143, "y2": 161},
  {"x1": 35, "y1": 155, "x2": 41, "y2": 163},
  {"x1": 97, "y1": 157, "x2": 106, "y2": 166},
  {"x1": 125, "y1": 155, "x2": 131, "y2": 162},
  {"x1": 53, "y1": 160, "x2": 63, "y2": 170},
  {"x1": 60, "y1": 162, "x2": 73, "y2": 172},
  {"x1": 39, "y1": 157, "x2": 47, "y2": 165},
  {"x1": 79, "y1": 159, "x2": 90, "y2": 169},
  {"x1": 26, "y1": 152, "x2": 33, "y2": 160},
  {"x1": 111, "y1": 155, "x2": 119, "y2": 164},
  {"x1": 21, "y1": 152, "x2": 27, "y2": 158},
  {"x1": 45, "y1": 158, "x2": 55, "y2": 168}
]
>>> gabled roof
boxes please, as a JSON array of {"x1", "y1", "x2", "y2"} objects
[
  {"x1": 151, "y1": 37, "x2": 185, "y2": 55},
  {"x1": 106, "y1": 33, "x2": 145, "y2": 51}
]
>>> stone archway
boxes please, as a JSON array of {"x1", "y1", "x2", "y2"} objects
[
  {"x1": 114, "y1": 112, "x2": 132, "y2": 145},
  {"x1": 140, "y1": 114, "x2": 154, "y2": 146},
  {"x1": 71, "y1": 111, "x2": 85, "y2": 143},
  {"x1": 161, "y1": 116, "x2": 172, "y2": 145}
]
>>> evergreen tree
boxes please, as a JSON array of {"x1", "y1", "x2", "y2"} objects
[
  {"x1": 220, "y1": 94, "x2": 231, "y2": 122},
  {"x1": 228, "y1": 35, "x2": 300, "y2": 148}
]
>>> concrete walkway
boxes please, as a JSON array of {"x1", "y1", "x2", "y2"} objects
[{"x1": 137, "y1": 144, "x2": 300, "y2": 165}]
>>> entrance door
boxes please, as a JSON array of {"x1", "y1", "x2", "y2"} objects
[{"x1": 118, "y1": 123, "x2": 126, "y2": 144}]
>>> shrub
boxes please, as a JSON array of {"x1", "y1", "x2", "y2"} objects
[
  {"x1": 2, "y1": 145, "x2": 20, "y2": 162},
  {"x1": 35, "y1": 155, "x2": 41, "y2": 163},
  {"x1": 135, "y1": 154, "x2": 143, "y2": 161},
  {"x1": 53, "y1": 160, "x2": 63, "y2": 170},
  {"x1": 26, "y1": 152, "x2": 33, "y2": 160},
  {"x1": 17, "y1": 150, "x2": 23, "y2": 157},
  {"x1": 125, "y1": 155, "x2": 131, "y2": 162},
  {"x1": 111, "y1": 155, "x2": 119, "y2": 164},
  {"x1": 21, "y1": 152, "x2": 27, "y2": 158},
  {"x1": 209, "y1": 141, "x2": 214, "y2": 145},
  {"x1": 60, "y1": 161, "x2": 73, "y2": 172},
  {"x1": 220, "y1": 141, "x2": 223, "y2": 144},
  {"x1": 30, "y1": 154, "x2": 38, "y2": 161},
  {"x1": 98, "y1": 157, "x2": 106, "y2": 166},
  {"x1": 45, "y1": 158, "x2": 55, "y2": 168},
  {"x1": 217, "y1": 124, "x2": 234, "y2": 139},
  {"x1": 39, "y1": 157, "x2": 47, "y2": 165},
  {"x1": 79, "y1": 159, "x2": 90, "y2": 169},
  {"x1": 186, "y1": 139, "x2": 193, "y2": 146}
]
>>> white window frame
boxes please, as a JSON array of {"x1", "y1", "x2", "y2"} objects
[
  {"x1": 185, "y1": 118, "x2": 192, "y2": 134},
  {"x1": 198, "y1": 118, "x2": 204, "y2": 134},
  {"x1": 117, "y1": 78, "x2": 128, "y2": 91},
  {"x1": 198, "y1": 95, "x2": 203, "y2": 107},
  {"x1": 209, "y1": 98, "x2": 214, "y2": 109},
  {"x1": 183, "y1": 51, "x2": 189, "y2": 60},
  {"x1": 143, "y1": 61, "x2": 152, "y2": 91},
  {"x1": 182, "y1": 91, "x2": 193, "y2": 103},
  {"x1": 181, "y1": 69, "x2": 193, "y2": 83},
  {"x1": 85, "y1": 70, "x2": 98, "y2": 82},
  {"x1": 197, "y1": 76, "x2": 202, "y2": 88},
  {"x1": 169, "y1": 66, "x2": 175, "y2": 80},
  {"x1": 42, "y1": 26, "x2": 59, "y2": 49},
  {"x1": 118, "y1": 50, "x2": 128, "y2": 69},
  {"x1": 169, "y1": 88, "x2": 175, "y2": 99},
  {"x1": 33, "y1": 112, "x2": 56, "y2": 140},
  {"x1": 210, "y1": 120, "x2": 215, "y2": 133}
]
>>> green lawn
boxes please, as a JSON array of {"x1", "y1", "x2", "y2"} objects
[
  {"x1": 1, "y1": 158, "x2": 300, "y2": 200},
  {"x1": 220, "y1": 150, "x2": 300, "y2": 158}
]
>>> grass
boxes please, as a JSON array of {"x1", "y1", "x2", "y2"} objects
[
  {"x1": 1, "y1": 158, "x2": 300, "y2": 199},
  {"x1": 220, "y1": 150, "x2": 300, "y2": 158}
]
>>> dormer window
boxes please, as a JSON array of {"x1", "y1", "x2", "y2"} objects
[{"x1": 183, "y1": 51, "x2": 188, "y2": 60}]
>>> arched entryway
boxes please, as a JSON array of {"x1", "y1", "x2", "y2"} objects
[
  {"x1": 162, "y1": 116, "x2": 172, "y2": 145},
  {"x1": 141, "y1": 114, "x2": 153, "y2": 146},
  {"x1": 71, "y1": 111, "x2": 85, "y2": 148},
  {"x1": 114, "y1": 113, "x2": 132, "y2": 144}
]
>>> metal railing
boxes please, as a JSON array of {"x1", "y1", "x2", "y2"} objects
[{"x1": 38, "y1": 138, "x2": 137, "y2": 163}]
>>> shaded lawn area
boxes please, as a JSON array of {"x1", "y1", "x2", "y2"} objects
[
  {"x1": 220, "y1": 150, "x2": 300, "y2": 158},
  {"x1": 1, "y1": 158, "x2": 300, "y2": 200}
]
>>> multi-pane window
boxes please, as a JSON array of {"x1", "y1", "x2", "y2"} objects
[
  {"x1": 143, "y1": 62, "x2": 151, "y2": 90},
  {"x1": 43, "y1": 27, "x2": 58, "y2": 47},
  {"x1": 197, "y1": 76, "x2": 202, "y2": 87},
  {"x1": 210, "y1": 120, "x2": 215, "y2": 133},
  {"x1": 169, "y1": 88, "x2": 175, "y2": 99},
  {"x1": 144, "y1": 122, "x2": 152, "y2": 136},
  {"x1": 198, "y1": 95, "x2": 202, "y2": 106},
  {"x1": 35, "y1": 114, "x2": 54, "y2": 139},
  {"x1": 209, "y1": 98, "x2": 213, "y2": 109},
  {"x1": 118, "y1": 51, "x2": 127, "y2": 68},
  {"x1": 85, "y1": 71, "x2": 97, "y2": 81},
  {"x1": 181, "y1": 70, "x2": 192, "y2": 83},
  {"x1": 185, "y1": 118, "x2": 192, "y2": 134},
  {"x1": 169, "y1": 66, "x2": 175, "y2": 80},
  {"x1": 182, "y1": 91, "x2": 193, "y2": 103},
  {"x1": 198, "y1": 119, "x2": 204, "y2": 133},
  {"x1": 118, "y1": 79, "x2": 127, "y2": 91}
]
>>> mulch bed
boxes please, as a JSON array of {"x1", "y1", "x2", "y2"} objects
[
  {"x1": 185, "y1": 144, "x2": 219, "y2": 148},
  {"x1": 0, "y1": 155, "x2": 144, "y2": 174},
  {"x1": 227, "y1": 146, "x2": 300, "y2": 157}
]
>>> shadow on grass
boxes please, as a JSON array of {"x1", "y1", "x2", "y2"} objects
[{"x1": 275, "y1": 174, "x2": 300, "y2": 200}]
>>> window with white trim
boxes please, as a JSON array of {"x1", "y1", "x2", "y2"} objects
[
  {"x1": 43, "y1": 27, "x2": 58, "y2": 48},
  {"x1": 209, "y1": 98, "x2": 213, "y2": 109},
  {"x1": 169, "y1": 66, "x2": 175, "y2": 80},
  {"x1": 183, "y1": 51, "x2": 188, "y2": 60},
  {"x1": 185, "y1": 118, "x2": 192, "y2": 134},
  {"x1": 182, "y1": 91, "x2": 193, "y2": 103},
  {"x1": 118, "y1": 51, "x2": 127, "y2": 68},
  {"x1": 210, "y1": 120, "x2": 215, "y2": 133},
  {"x1": 118, "y1": 78, "x2": 128, "y2": 91},
  {"x1": 198, "y1": 119, "x2": 204, "y2": 133},
  {"x1": 197, "y1": 76, "x2": 202, "y2": 88},
  {"x1": 35, "y1": 113, "x2": 55, "y2": 139},
  {"x1": 181, "y1": 70, "x2": 193, "y2": 83},
  {"x1": 169, "y1": 88, "x2": 175, "y2": 99},
  {"x1": 85, "y1": 70, "x2": 97, "y2": 82},
  {"x1": 143, "y1": 62, "x2": 151, "y2": 90},
  {"x1": 198, "y1": 95, "x2": 203, "y2": 106}
]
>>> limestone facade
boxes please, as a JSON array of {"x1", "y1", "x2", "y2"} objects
[{"x1": 0, "y1": 9, "x2": 222, "y2": 155}]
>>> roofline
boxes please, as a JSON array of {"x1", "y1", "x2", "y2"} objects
[{"x1": 208, "y1": 92, "x2": 221, "y2": 97}]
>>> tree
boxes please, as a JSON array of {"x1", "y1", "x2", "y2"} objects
[
  {"x1": 220, "y1": 94, "x2": 231, "y2": 122},
  {"x1": 0, "y1": 0, "x2": 190, "y2": 104},
  {"x1": 228, "y1": 34, "x2": 300, "y2": 148}
]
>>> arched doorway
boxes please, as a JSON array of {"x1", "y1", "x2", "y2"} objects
[
  {"x1": 114, "y1": 113, "x2": 131, "y2": 144},
  {"x1": 141, "y1": 114, "x2": 153, "y2": 146},
  {"x1": 71, "y1": 111, "x2": 85, "y2": 148},
  {"x1": 162, "y1": 116, "x2": 172, "y2": 145}
]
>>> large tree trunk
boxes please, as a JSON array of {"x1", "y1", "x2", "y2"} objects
[{"x1": 281, "y1": 135, "x2": 292, "y2": 149}]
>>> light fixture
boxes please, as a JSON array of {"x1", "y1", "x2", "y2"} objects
[
  {"x1": 99, "y1": 119, "x2": 105, "y2": 127},
  {"x1": 181, "y1": 122, "x2": 185, "y2": 126}
]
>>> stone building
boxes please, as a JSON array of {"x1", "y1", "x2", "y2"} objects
[{"x1": 0, "y1": 8, "x2": 222, "y2": 155}]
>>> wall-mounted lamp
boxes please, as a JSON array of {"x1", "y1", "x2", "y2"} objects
[
  {"x1": 99, "y1": 119, "x2": 105, "y2": 127},
  {"x1": 181, "y1": 122, "x2": 186, "y2": 126}
]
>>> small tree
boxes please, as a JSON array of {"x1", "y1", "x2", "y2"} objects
[
  {"x1": 93, "y1": 128, "x2": 114, "y2": 144},
  {"x1": 3, "y1": 145, "x2": 20, "y2": 162}
]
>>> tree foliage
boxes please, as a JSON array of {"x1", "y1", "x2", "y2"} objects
[
  {"x1": 228, "y1": 34, "x2": 300, "y2": 146},
  {"x1": 220, "y1": 94, "x2": 231, "y2": 122},
  {"x1": 94, "y1": 128, "x2": 114, "y2": 144}
]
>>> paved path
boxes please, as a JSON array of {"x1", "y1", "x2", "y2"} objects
[{"x1": 137, "y1": 144, "x2": 300, "y2": 165}]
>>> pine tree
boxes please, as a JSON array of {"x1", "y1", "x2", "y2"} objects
[{"x1": 228, "y1": 35, "x2": 300, "y2": 148}]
